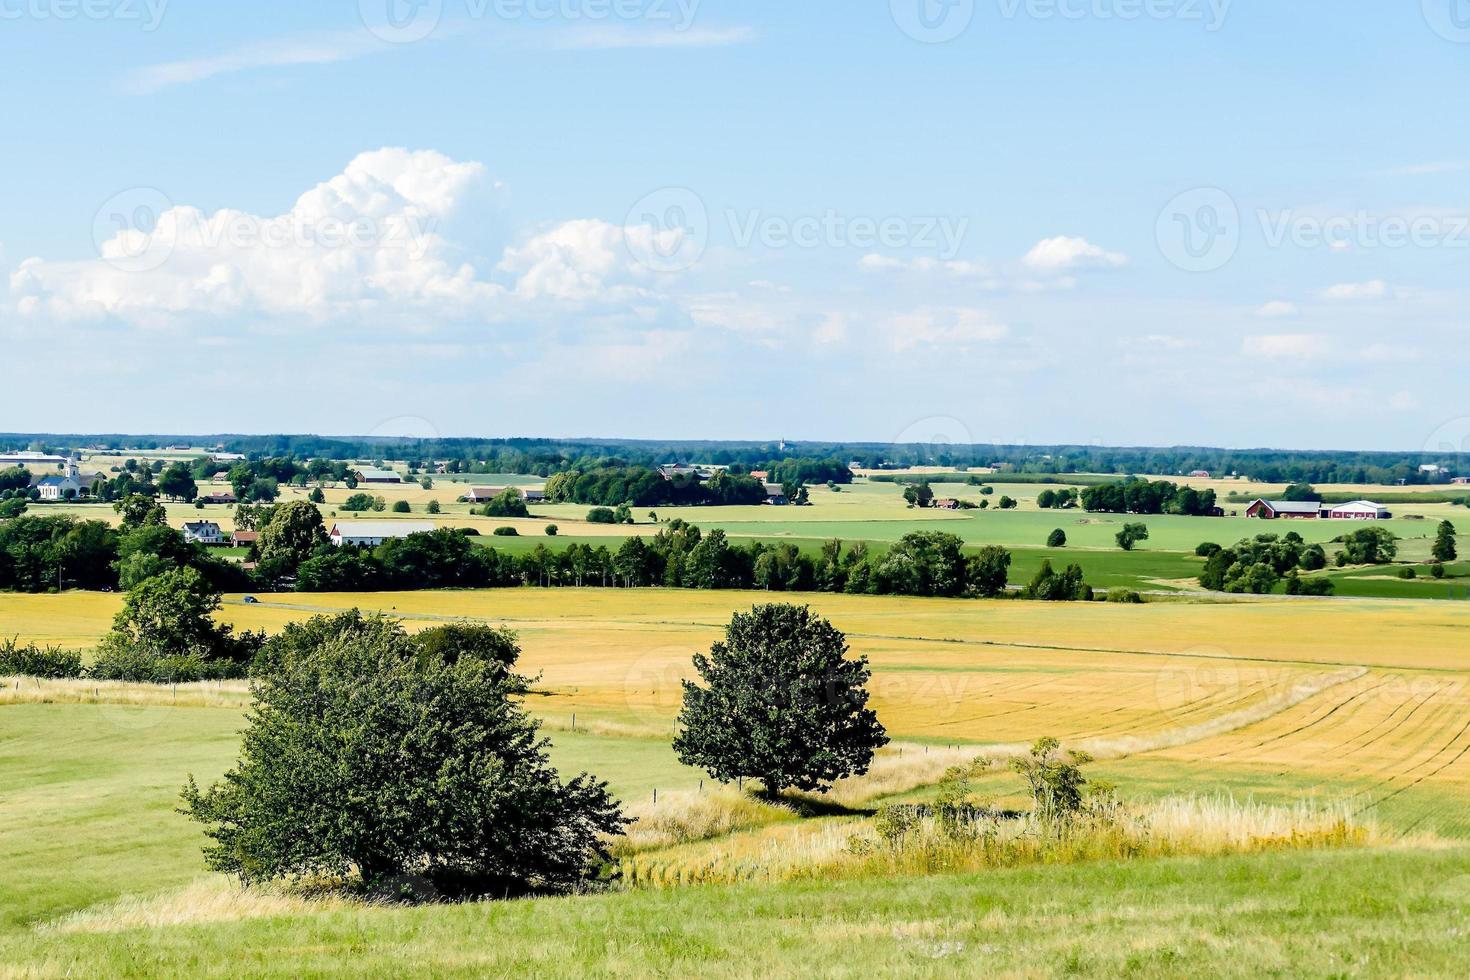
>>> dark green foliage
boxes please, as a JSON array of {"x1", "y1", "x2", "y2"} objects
[
  {"x1": 342, "y1": 493, "x2": 377, "y2": 512},
  {"x1": 481, "y1": 489, "x2": 530, "y2": 519},
  {"x1": 1081, "y1": 479, "x2": 1218, "y2": 516},
  {"x1": 256, "y1": 500, "x2": 329, "y2": 574},
  {"x1": 90, "y1": 567, "x2": 261, "y2": 680},
  {"x1": 873, "y1": 531, "x2": 968, "y2": 597},
  {"x1": 1115, "y1": 523, "x2": 1150, "y2": 551},
  {"x1": 1432, "y1": 563, "x2": 1447, "y2": 580},
  {"x1": 1107, "y1": 589, "x2": 1143, "y2": 604},
  {"x1": 1011, "y1": 737, "x2": 1092, "y2": 821},
  {"x1": 902, "y1": 483, "x2": 934, "y2": 508},
  {"x1": 1022, "y1": 560, "x2": 1091, "y2": 601},
  {"x1": 0, "y1": 638, "x2": 84, "y2": 678},
  {"x1": 967, "y1": 545, "x2": 1012, "y2": 598},
  {"x1": 673, "y1": 605, "x2": 888, "y2": 798},
  {"x1": 1047, "y1": 528, "x2": 1067, "y2": 548},
  {"x1": 392, "y1": 501, "x2": 411, "y2": 514},
  {"x1": 181, "y1": 615, "x2": 625, "y2": 895},
  {"x1": 586, "y1": 507, "x2": 617, "y2": 524},
  {"x1": 1335, "y1": 527, "x2": 1398, "y2": 566},
  {"x1": 1433, "y1": 521, "x2": 1458, "y2": 563},
  {"x1": 1195, "y1": 542, "x2": 1221, "y2": 558},
  {"x1": 1284, "y1": 572, "x2": 1335, "y2": 597},
  {"x1": 1282, "y1": 483, "x2": 1323, "y2": 502},
  {"x1": 493, "y1": 527, "x2": 520, "y2": 537},
  {"x1": 0, "y1": 514, "x2": 120, "y2": 592}
]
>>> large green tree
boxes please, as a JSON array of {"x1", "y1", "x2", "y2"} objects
[
  {"x1": 256, "y1": 500, "x2": 329, "y2": 572},
  {"x1": 181, "y1": 615, "x2": 624, "y2": 896},
  {"x1": 1433, "y1": 521, "x2": 1458, "y2": 563},
  {"x1": 673, "y1": 604, "x2": 888, "y2": 798}
]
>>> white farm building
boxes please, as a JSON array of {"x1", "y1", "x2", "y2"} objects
[{"x1": 328, "y1": 521, "x2": 436, "y2": 547}]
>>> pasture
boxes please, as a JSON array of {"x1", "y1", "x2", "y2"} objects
[{"x1": 4, "y1": 586, "x2": 1470, "y2": 974}]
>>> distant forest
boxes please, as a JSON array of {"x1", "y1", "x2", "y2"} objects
[{"x1": 1, "y1": 434, "x2": 1465, "y2": 486}]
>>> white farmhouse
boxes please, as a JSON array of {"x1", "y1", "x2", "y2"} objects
[
  {"x1": 329, "y1": 521, "x2": 436, "y2": 547},
  {"x1": 181, "y1": 520, "x2": 225, "y2": 545}
]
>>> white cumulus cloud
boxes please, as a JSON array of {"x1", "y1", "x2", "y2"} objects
[
  {"x1": 9, "y1": 148, "x2": 690, "y2": 329},
  {"x1": 1242, "y1": 333, "x2": 1327, "y2": 359},
  {"x1": 1254, "y1": 301, "x2": 1300, "y2": 318},
  {"x1": 1020, "y1": 236, "x2": 1127, "y2": 272},
  {"x1": 1322, "y1": 280, "x2": 1389, "y2": 301},
  {"x1": 885, "y1": 307, "x2": 1010, "y2": 352}
]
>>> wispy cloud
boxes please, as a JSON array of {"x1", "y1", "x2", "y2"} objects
[
  {"x1": 1321, "y1": 280, "x2": 1388, "y2": 302},
  {"x1": 122, "y1": 30, "x2": 396, "y2": 95},
  {"x1": 1380, "y1": 161, "x2": 1470, "y2": 177},
  {"x1": 123, "y1": 22, "x2": 756, "y2": 95},
  {"x1": 548, "y1": 25, "x2": 758, "y2": 50},
  {"x1": 1254, "y1": 301, "x2": 1299, "y2": 319}
]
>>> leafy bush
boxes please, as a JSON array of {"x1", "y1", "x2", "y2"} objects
[
  {"x1": 342, "y1": 493, "x2": 377, "y2": 512},
  {"x1": 0, "y1": 638, "x2": 84, "y2": 678},
  {"x1": 1047, "y1": 529, "x2": 1067, "y2": 548},
  {"x1": 586, "y1": 507, "x2": 617, "y2": 524},
  {"x1": 181, "y1": 615, "x2": 626, "y2": 897},
  {"x1": 90, "y1": 643, "x2": 246, "y2": 682},
  {"x1": 493, "y1": 527, "x2": 519, "y2": 537},
  {"x1": 1106, "y1": 589, "x2": 1143, "y2": 604}
]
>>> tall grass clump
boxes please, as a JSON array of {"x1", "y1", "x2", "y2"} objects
[
  {"x1": 618, "y1": 795, "x2": 1378, "y2": 890},
  {"x1": 613, "y1": 790, "x2": 798, "y2": 855}
]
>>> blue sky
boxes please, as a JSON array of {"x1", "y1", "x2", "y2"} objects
[{"x1": 2, "y1": 1, "x2": 1468, "y2": 451}]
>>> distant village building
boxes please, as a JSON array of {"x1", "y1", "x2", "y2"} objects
[
  {"x1": 1453, "y1": 477, "x2": 1470, "y2": 486},
  {"x1": 1189, "y1": 470, "x2": 1211, "y2": 479},
  {"x1": 658, "y1": 464, "x2": 704, "y2": 482},
  {"x1": 181, "y1": 521, "x2": 225, "y2": 545},
  {"x1": 231, "y1": 530, "x2": 259, "y2": 548},
  {"x1": 521, "y1": 488, "x2": 547, "y2": 503},
  {"x1": 0, "y1": 452, "x2": 68, "y2": 469},
  {"x1": 765, "y1": 484, "x2": 790, "y2": 506},
  {"x1": 200, "y1": 491, "x2": 238, "y2": 505},
  {"x1": 329, "y1": 521, "x2": 436, "y2": 547},
  {"x1": 463, "y1": 487, "x2": 503, "y2": 503},
  {"x1": 933, "y1": 498, "x2": 962, "y2": 510},
  {"x1": 33, "y1": 459, "x2": 94, "y2": 501},
  {"x1": 211, "y1": 452, "x2": 247, "y2": 463},
  {"x1": 355, "y1": 468, "x2": 403, "y2": 484}
]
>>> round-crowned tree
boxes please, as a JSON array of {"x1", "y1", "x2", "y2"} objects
[
  {"x1": 673, "y1": 604, "x2": 888, "y2": 799},
  {"x1": 181, "y1": 615, "x2": 625, "y2": 897}
]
